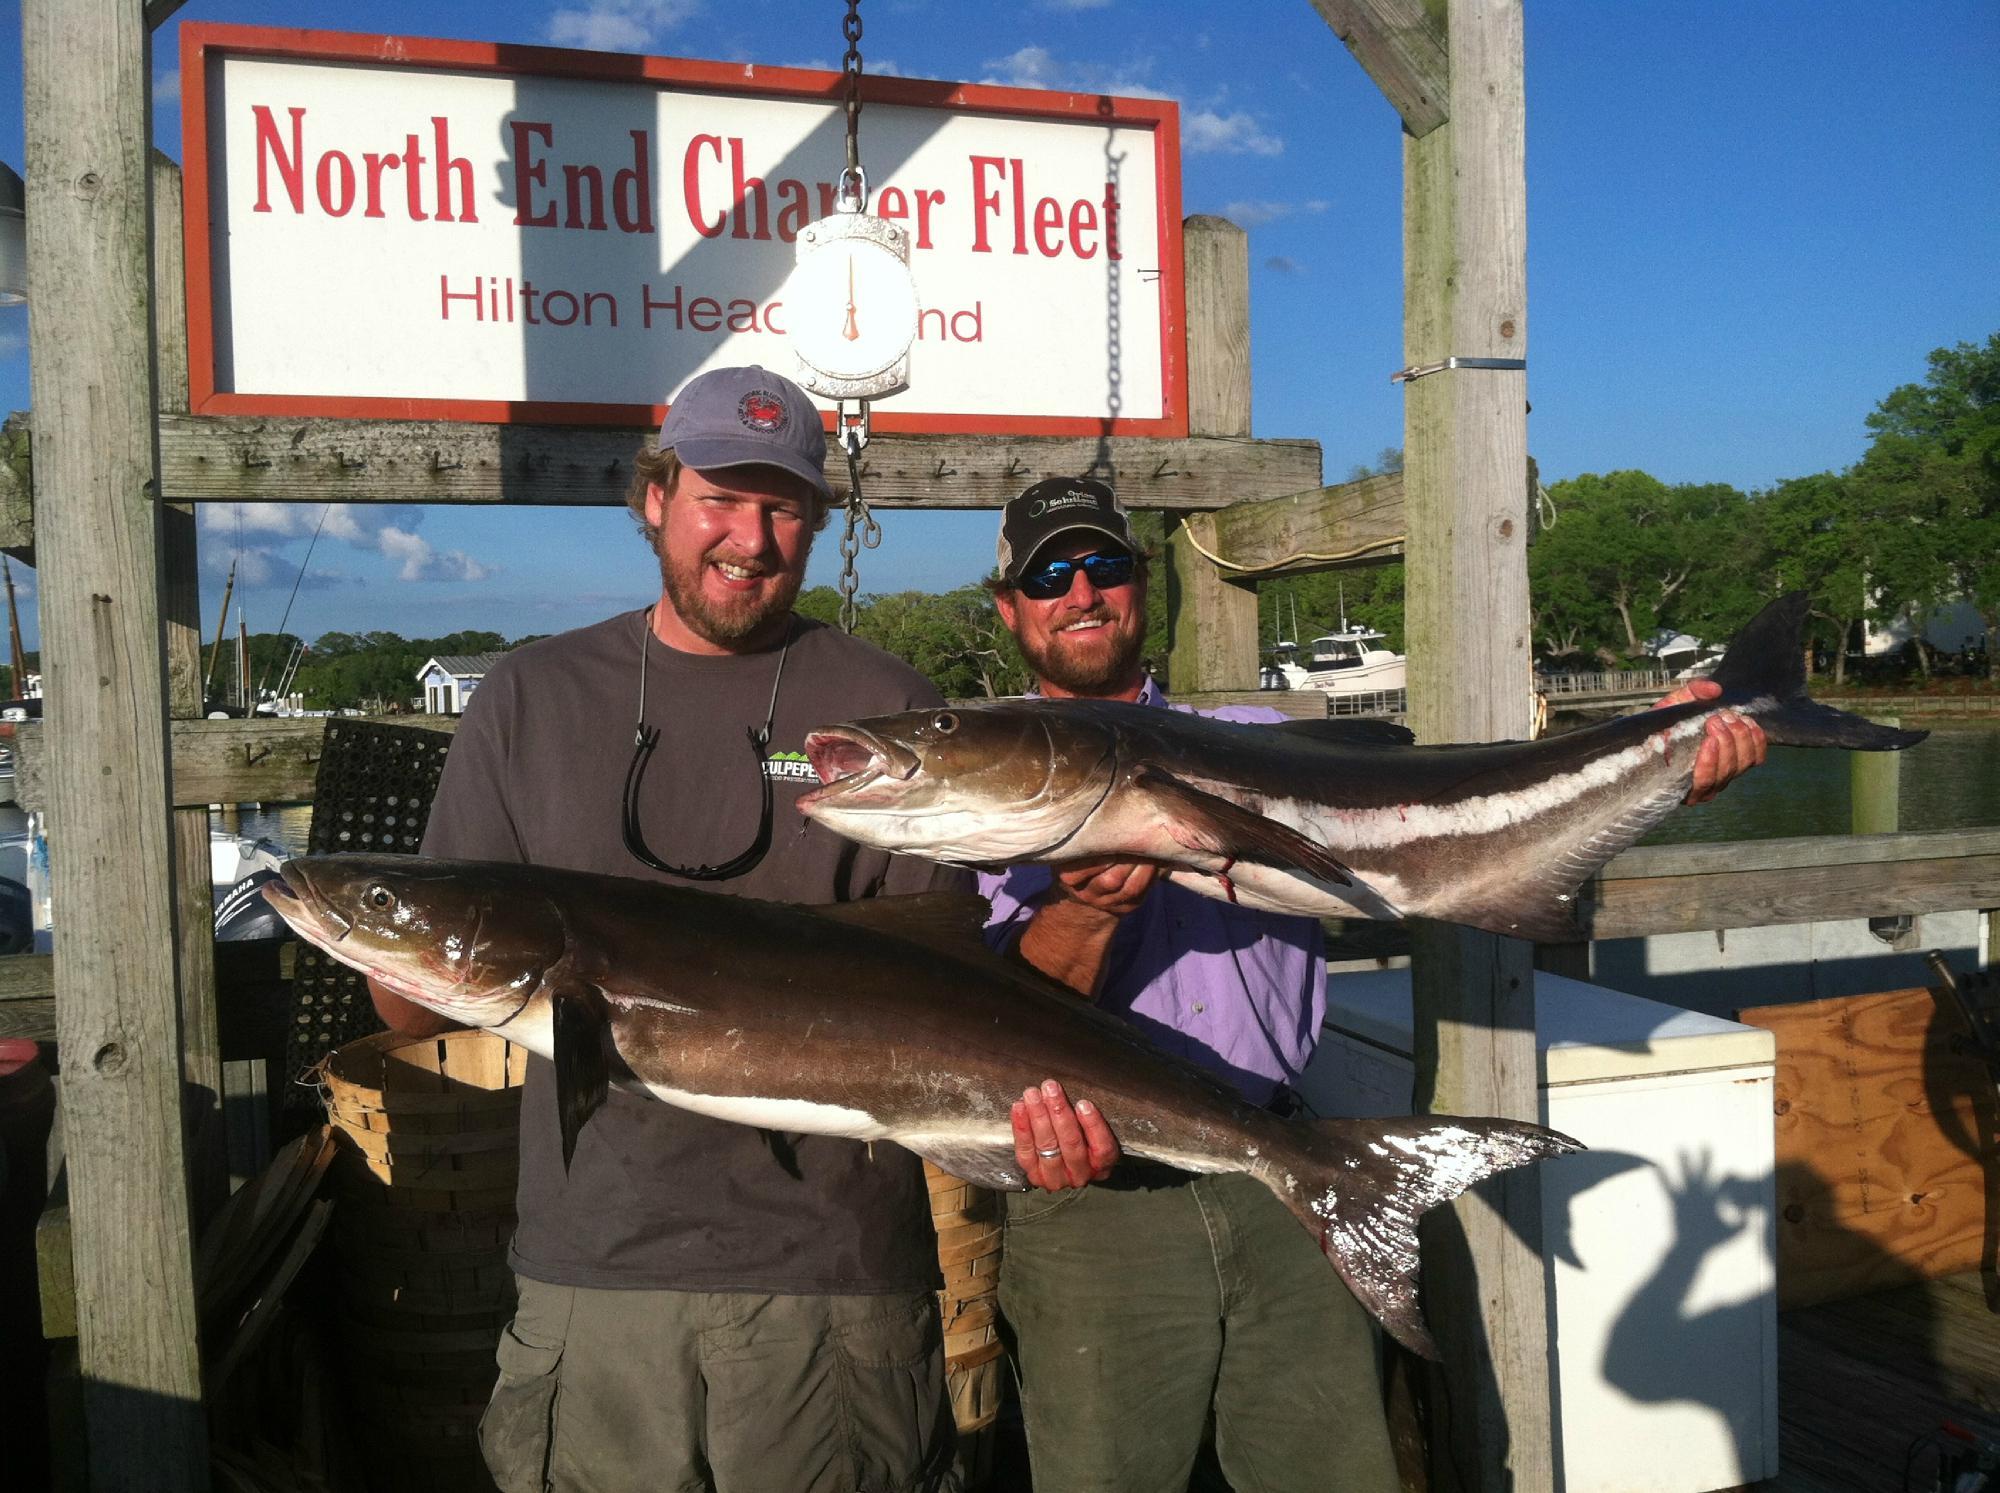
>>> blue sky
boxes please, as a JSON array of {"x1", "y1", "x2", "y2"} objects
[{"x1": 0, "y1": 0, "x2": 1995, "y2": 650}]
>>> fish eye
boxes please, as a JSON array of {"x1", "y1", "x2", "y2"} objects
[
  {"x1": 366, "y1": 884, "x2": 396, "y2": 911},
  {"x1": 930, "y1": 711, "x2": 958, "y2": 734}
]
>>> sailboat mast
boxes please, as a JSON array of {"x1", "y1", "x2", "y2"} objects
[
  {"x1": 237, "y1": 609, "x2": 249, "y2": 712},
  {"x1": 204, "y1": 558, "x2": 237, "y2": 703}
]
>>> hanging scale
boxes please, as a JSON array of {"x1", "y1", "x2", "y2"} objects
[{"x1": 786, "y1": 0, "x2": 919, "y2": 631}]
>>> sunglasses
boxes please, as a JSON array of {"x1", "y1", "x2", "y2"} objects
[{"x1": 1016, "y1": 551, "x2": 1136, "y2": 601}]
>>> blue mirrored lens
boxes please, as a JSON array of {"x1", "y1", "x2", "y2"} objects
[{"x1": 1018, "y1": 552, "x2": 1135, "y2": 600}]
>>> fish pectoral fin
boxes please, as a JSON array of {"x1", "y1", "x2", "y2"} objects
[
  {"x1": 904, "y1": 1138, "x2": 1031, "y2": 1192},
  {"x1": 553, "y1": 987, "x2": 612, "y2": 1173},
  {"x1": 1132, "y1": 767, "x2": 1353, "y2": 887},
  {"x1": 813, "y1": 892, "x2": 996, "y2": 961}
]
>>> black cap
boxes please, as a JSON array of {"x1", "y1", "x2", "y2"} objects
[{"x1": 995, "y1": 478, "x2": 1137, "y2": 582}]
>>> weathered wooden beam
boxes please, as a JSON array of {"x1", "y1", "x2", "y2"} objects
[
  {"x1": 1168, "y1": 216, "x2": 1262, "y2": 692},
  {"x1": 14, "y1": 714, "x2": 458, "y2": 812},
  {"x1": 1601, "y1": 827, "x2": 2000, "y2": 881},
  {"x1": 1195, "y1": 471, "x2": 1406, "y2": 577},
  {"x1": 156, "y1": 412, "x2": 1320, "y2": 512},
  {"x1": 1399, "y1": 2, "x2": 1552, "y2": 1489},
  {"x1": 1584, "y1": 847, "x2": 2000, "y2": 940},
  {"x1": 1309, "y1": 0, "x2": 1451, "y2": 138},
  {"x1": 24, "y1": 0, "x2": 208, "y2": 1475}
]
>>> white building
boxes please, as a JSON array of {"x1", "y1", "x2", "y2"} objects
[{"x1": 416, "y1": 653, "x2": 504, "y2": 715}]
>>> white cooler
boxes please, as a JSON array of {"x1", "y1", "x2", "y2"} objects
[{"x1": 1300, "y1": 970, "x2": 1780, "y2": 1493}]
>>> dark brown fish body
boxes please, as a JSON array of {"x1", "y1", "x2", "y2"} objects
[{"x1": 265, "y1": 856, "x2": 1578, "y2": 1356}]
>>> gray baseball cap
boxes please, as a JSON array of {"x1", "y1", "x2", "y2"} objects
[{"x1": 658, "y1": 366, "x2": 832, "y2": 502}]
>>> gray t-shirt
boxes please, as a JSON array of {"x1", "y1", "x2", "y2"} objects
[{"x1": 423, "y1": 609, "x2": 970, "y2": 1293}]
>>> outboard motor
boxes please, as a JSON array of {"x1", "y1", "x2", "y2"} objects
[{"x1": 214, "y1": 865, "x2": 293, "y2": 943}]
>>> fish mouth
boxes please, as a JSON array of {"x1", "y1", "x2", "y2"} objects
[
  {"x1": 261, "y1": 867, "x2": 352, "y2": 944},
  {"x1": 798, "y1": 726, "x2": 919, "y2": 809}
]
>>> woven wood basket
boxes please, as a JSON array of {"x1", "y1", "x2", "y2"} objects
[
  {"x1": 926, "y1": 1160, "x2": 1007, "y2": 1489},
  {"x1": 323, "y1": 1028, "x2": 527, "y2": 1492}
]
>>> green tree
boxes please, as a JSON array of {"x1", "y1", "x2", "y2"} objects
[
  {"x1": 1751, "y1": 473, "x2": 1872, "y2": 684},
  {"x1": 1856, "y1": 332, "x2": 2000, "y2": 676}
]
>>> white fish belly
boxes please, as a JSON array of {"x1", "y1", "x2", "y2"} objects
[{"x1": 639, "y1": 1083, "x2": 888, "y2": 1139}]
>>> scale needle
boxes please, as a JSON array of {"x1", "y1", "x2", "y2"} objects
[{"x1": 842, "y1": 256, "x2": 860, "y2": 341}]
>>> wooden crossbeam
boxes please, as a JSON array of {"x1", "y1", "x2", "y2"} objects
[
  {"x1": 152, "y1": 414, "x2": 1319, "y2": 512},
  {"x1": 1309, "y1": 0, "x2": 1451, "y2": 137},
  {"x1": 1191, "y1": 470, "x2": 1406, "y2": 578}
]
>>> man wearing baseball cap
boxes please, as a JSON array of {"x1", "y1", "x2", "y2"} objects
[
  {"x1": 365, "y1": 366, "x2": 971, "y2": 1490},
  {"x1": 979, "y1": 474, "x2": 1402, "y2": 1493}
]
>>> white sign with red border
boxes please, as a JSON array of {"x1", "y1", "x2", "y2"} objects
[{"x1": 182, "y1": 25, "x2": 1188, "y2": 437}]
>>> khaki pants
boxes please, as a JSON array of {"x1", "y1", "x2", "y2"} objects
[
  {"x1": 1000, "y1": 1168, "x2": 1399, "y2": 1493},
  {"x1": 480, "y1": 1275, "x2": 958, "y2": 1493}
]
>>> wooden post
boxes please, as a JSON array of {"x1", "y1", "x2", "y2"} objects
[
  {"x1": 154, "y1": 153, "x2": 227, "y2": 1225},
  {"x1": 1400, "y1": 2, "x2": 1553, "y2": 1489},
  {"x1": 23, "y1": 1, "x2": 208, "y2": 1484},
  {"x1": 1168, "y1": 216, "x2": 1259, "y2": 692},
  {"x1": 1852, "y1": 715, "x2": 1900, "y2": 836}
]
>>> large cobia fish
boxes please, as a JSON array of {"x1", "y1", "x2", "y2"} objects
[
  {"x1": 798, "y1": 593, "x2": 1928, "y2": 940},
  {"x1": 265, "y1": 858, "x2": 1578, "y2": 1356}
]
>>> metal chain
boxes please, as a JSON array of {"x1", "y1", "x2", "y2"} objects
[
  {"x1": 834, "y1": 0, "x2": 880, "y2": 633},
  {"x1": 840, "y1": 0, "x2": 865, "y2": 206},
  {"x1": 837, "y1": 408, "x2": 882, "y2": 634}
]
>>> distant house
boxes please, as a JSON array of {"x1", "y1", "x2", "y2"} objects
[{"x1": 416, "y1": 653, "x2": 504, "y2": 715}]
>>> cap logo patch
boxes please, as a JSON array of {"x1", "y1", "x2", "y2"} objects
[
  {"x1": 1028, "y1": 489, "x2": 1103, "y2": 518},
  {"x1": 738, "y1": 390, "x2": 790, "y2": 433}
]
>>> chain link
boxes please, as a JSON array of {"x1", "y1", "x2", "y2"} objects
[
  {"x1": 837, "y1": 410, "x2": 881, "y2": 635},
  {"x1": 840, "y1": 0, "x2": 865, "y2": 205}
]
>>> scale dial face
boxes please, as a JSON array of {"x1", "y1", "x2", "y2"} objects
[{"x1": 788, "y1": 215, "x2": 918, "y2": 399}]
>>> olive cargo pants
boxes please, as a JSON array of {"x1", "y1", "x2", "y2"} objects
[
  {"x1": 1000, "y1": 1168, "x2": 1399, "y2": 1493},
  {"x1": 480, "y1": 1275, "x2": 959, "y2": 1492}
]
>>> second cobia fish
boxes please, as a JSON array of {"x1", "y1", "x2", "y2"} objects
[
  {"x1": 264, "y1": 857, "x2": 1580, "y2": 1357},
  {"x1": 797, "y1": 592, "x2": 1928, "y2": 939}
]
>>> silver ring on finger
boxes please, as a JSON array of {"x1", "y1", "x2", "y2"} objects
[{"x1": 1036, "y1": 1146, "x2": 1062, "y2": 1158}]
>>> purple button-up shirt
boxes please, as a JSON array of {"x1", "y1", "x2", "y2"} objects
[{"x1": 978, "y1": 677, "x2": 1325, "y2": 1106}]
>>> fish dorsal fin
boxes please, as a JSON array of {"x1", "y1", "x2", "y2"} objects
[
  {"x1": 813, "y1": 891, "x2": 995, "y2": 961},
  {"x1": 1271, "y1": 718, "x2": 1415, "y2": 747}
]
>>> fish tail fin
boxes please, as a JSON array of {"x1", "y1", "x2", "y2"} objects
[
  {"x1": 1275, "y1": 1116, "x2": 1584, "y2": 1359},
  {"x1": 1710, "y1": 593, "x2": 1928, "y2": 751}
]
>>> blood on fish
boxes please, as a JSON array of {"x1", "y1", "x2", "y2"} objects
[{"x1": 1216, "y1": 857, "x2": 1239, "y2": 905}]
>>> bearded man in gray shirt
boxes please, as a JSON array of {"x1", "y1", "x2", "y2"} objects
[{"x1": 364, "y1": 367, "x2": 1111, "y2": 1492}]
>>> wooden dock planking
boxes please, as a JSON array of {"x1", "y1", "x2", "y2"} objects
[{"x1": 1755, "y1": 1275, "x2": 2000, "y2": 1491}]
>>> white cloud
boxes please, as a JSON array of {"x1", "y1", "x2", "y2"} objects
[
  {"x1": 1221, "y1": 198, "x2": 1328, "y2": 227},
  {"x1": 1040, "y1": 0, "x2": 1113, "y2": 9},
  {"x1": 205, "y1": 503, "x2": 495, "y2": 584},
  {"x1": 378, "y1": 526, "x2": 495, "y2": 583},
  {"x1": 1184, "y1": 108, "x2": 1283, "y2": 156},
  {"x1": 0, "y1": 328, "x2": 24, "y2": 360},
  {"x1": 153, "y1": 68, "x2": 180, "y2": 106},
  {"x1": 1264, "y1": 256, "x2": 1303, "y2": 275},
  {"x1": 978, "y1": 45, "x2": 1169, "y2": 98},
  {"x1": 547, "y1": 0, "x2": 700, "y2": 52}
]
